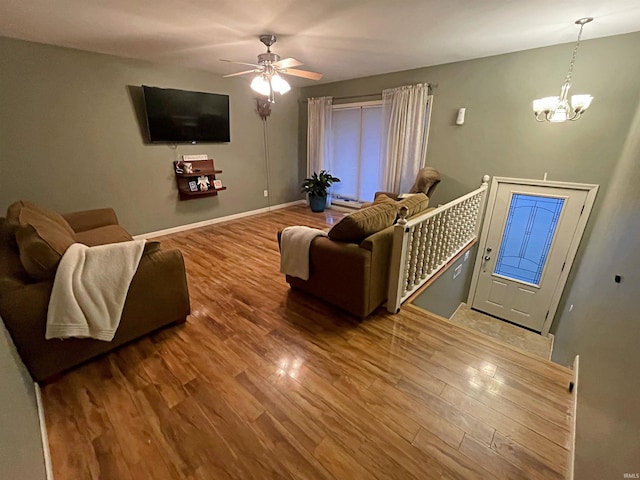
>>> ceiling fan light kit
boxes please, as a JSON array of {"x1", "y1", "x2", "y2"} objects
[
  {"x1": 250, "y1": 75, "x2": 271, "y2": 96},
  {"x1": 223, "y1": 34, "x2": 322, "y2": 103},
  {"x1": 533, "y1": 17, "x2": 594, "y2": 123}
]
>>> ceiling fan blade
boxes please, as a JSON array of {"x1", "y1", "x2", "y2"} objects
[
  {"x1": 274, "y1": 57, "x2": 303, "y2": 69},
  {"x1": 223, "y1": 69, "x2": 257, "y2": 78},
  {"x1": 282, "y1": 68, "x2": 323, "y2": 81},
  {"x1": 220, "y1": 59, "x2": 261, "y2": 68}
]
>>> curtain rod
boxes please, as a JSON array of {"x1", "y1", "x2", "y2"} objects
[
  {"x1": 299, "y1": 83, "x2": 437, "y2": 103},
  {"x1": 300, "y1": 93, "x2": 380, "y2": 103}
]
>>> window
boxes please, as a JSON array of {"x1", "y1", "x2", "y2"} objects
[
  {"x1": 494, "y1": 194, "x2": 565, "y2": 286},
  {"x1": 330, "y1": 102, "x2": 383, "y2": 203}
]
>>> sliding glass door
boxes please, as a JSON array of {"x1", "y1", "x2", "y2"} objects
[{"x1": 331, "y1": 103, "x2": 383, "y2": 203}]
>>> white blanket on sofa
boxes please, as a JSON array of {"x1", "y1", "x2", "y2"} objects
[
  {"x1": 46, "y1": 240, "x2": 145, "y2": 342},
  {"x1": 280, "y1": 226, "x2": 327, "y2": 281}
]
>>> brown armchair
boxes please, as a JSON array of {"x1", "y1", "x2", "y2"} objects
[{"x1": 374, "y1": 166, "x2": 441, "y2": 202}]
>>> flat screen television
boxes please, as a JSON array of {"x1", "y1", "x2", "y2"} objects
[{"x1": 141, "y1": 85, "x2": 230, "y2": 143}]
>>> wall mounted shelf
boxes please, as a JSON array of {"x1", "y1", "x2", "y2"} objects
[{"x1": 173, "y1": 159, "x2": 225, "y2": 200}]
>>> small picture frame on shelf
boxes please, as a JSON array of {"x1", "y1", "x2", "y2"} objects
[
  {"x1": 213, "y1": 179, "x2": 223, "y2": 189},
  {"x1": 188, "y1": 180, "x2": 198, "y2": 192}
]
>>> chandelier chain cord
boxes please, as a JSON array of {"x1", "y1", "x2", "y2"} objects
[{"x1": 565, "y1": 23, "x2": 585, "y2": 84}]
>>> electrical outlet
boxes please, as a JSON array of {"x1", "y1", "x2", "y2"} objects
[
  {"x1": 263, "y1": 190, "x2": 269, "y2": 197},
  {"x1": 453, "y1": 264, "x2": 462, "y2": 279}
]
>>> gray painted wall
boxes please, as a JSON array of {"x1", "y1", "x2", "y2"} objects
[
  {"x1": 0, "y1": 36, "x2": 301, "y2": 235},
  {"x1": 301, "y1": 32, "x2": 640, "y2": 206},
  {"x1": 412, "y1": 244, "x2": 478, "y2": 319},
  {"x1": 552, "y1": 99, "x2": 640, "y2": 478},
  {"x1": 0, "y1": 319, "x2": 46, "y2": 479},
  {"x1": 302, "y1": 32, "x2": 640, "y2": 478}
]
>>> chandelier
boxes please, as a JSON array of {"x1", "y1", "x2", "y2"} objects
[{"x1": 533, "y1": 18, "x2": 594, "y2": 123}]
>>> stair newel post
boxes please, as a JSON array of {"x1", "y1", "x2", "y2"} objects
[
  {"x1": 387, "y1": 206, "x2": 410, "y2": 313},
  {"x1": 476, "y1": 175, "x2": 491, "y2": 238}
]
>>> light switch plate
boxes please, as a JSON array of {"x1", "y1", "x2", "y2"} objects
[{"x1": 454, "y1": 264, "x2": 462, "y2": 279}]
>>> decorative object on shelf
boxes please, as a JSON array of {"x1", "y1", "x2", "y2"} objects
[
  {"x1": 197, "y1": 176, "x2": 210, "y2": 191},
  {"x1": 533, "y1": 17, "x2": 594, "y2": 123},
  {"x1": 221, "y1": 34, "x2": 323, "y2": 104},
  {"x1": 182, "y1": 154, "x2": 208, "y2": 161},
  {"x1": 183, "y1": 162, "x2": 193, "y2": 174},
  {"x1": 173, "y1": 159, "x2": 225, "y2": 200},
  {"x1": 301, "y1": 170, "x2": 340, "y2": 213}
]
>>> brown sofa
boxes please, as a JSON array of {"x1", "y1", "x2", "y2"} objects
[
  {"x1": 280, "y1": 194, "x2": 433, "y2": 318},
  {"x1": 0, "y1": 201, "x2": 190, "y2": 383}
]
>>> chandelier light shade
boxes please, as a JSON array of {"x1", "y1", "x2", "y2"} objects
[
  {"x1": 270, "y1": 74, "x2": 291, "y2": 94},
  {"x1": 250, "y1": 70, "x2": 291, "y2": 102},
  {"x1": 250, "y1": 75, "x2": 271, "y2": 97},
  {"x1": 533, "y1": 17, "x2": 594, "y2": 123}
]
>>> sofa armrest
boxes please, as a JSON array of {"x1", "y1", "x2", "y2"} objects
[
  {"x1": 285, "y1": 236, "x2": 373, "y2": 318},
  {"x1": 124, "y1": 248, "x2": 190, "y2": 326},
  {"x1": 63, "y1": 208, "x2": 119, "y2": 233}
]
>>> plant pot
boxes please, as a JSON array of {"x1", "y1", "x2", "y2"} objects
[{"x1": 309, "y1": 194, "x2": 327, "y2": 212}]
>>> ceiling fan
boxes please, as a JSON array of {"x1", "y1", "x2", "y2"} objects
[{"x1": 221, "y1": 34, "x2": 323, "y2": 103}]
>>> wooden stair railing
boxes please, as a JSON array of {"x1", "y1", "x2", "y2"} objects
[{"x1": 387, "y1": 175, "x2": 490, "y2": 313}]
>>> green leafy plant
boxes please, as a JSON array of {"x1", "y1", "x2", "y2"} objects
[{"x1": 301, "y1": 170, "x2": 341, "y2": 197}]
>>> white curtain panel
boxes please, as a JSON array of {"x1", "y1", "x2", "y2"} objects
[
  {"x1": 380, "y1": 84, "x2": 431, "y2": 193},
  {"x1": 306, "y1": 96, "x2": 333, "y2": 177}
]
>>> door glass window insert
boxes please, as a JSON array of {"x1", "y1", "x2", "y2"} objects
[{"x1": 494, "y1": 194, "x2": 565, "y2": 286}]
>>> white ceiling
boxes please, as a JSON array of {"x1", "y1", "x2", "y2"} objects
[{"x1": 1, "y1": 0, "x2": 639, "y2": 86}]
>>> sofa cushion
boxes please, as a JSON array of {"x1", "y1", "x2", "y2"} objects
[
  {"x1": 373, "y1": 194, "x2": 396, "y2": 205},
  {"x1": 75, "y1": 225, "x2": 133, "y2": 247},
  {"x1": 397, "y1": 193, "x2": 429, "y2": 218},
  {"x1": 6, "y1": 202, "x2": 21, "y2": 228},
  {"x1": 0, "y1": 219, "x2": 30, "y2": 295},
  {"x1": 7, "y1": 201, "x2": 76, "y2": 237},
  {"x1": 8, "y1": 201, "x2": 77, "y2": 280},
  {"x1": 328, "y1": 202, "x2": 397, "y2": 243},
  {"x1": 15, "y1": 224, "x2": 69, "y2": 281}
]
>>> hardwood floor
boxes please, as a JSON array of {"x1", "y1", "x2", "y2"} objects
[{"x1": 42, "y1": 205, "x2": 574, "y2": 479}]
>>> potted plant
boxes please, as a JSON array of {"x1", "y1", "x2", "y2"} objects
[{"x1": 301, "y1": 170, "x2": 341, "y2": 212}]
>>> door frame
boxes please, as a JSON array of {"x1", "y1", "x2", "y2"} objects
[{"x1": 467, "y1": 176, "x2": 599, "y2": 335}]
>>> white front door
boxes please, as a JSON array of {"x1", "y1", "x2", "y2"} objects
[{"x1": 470, "y1": 178, "x2": 597, "y2": 333}]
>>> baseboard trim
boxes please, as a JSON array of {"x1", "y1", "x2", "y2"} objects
[
  {"x1": 35, "y1": 382, "x2": 54, "y2": 480},
  {"x1": 330, "y1": 204, "x2": 360, "y2": 213},
  {"x1": 568, "y1": 355, "x2": 579, "y2": 480},
  {"x1": 331, "y1": 199, "x2": 362, "y2": 210},
  {"x1": 548, "y1": 333, "x2": 555, "y2": 361},
  {"x1": 133, "y1": 199, "x2": 305, "y2": 240},
  {"x1": 449, "y1": 302, "x2": 466, "y2": 321}
]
